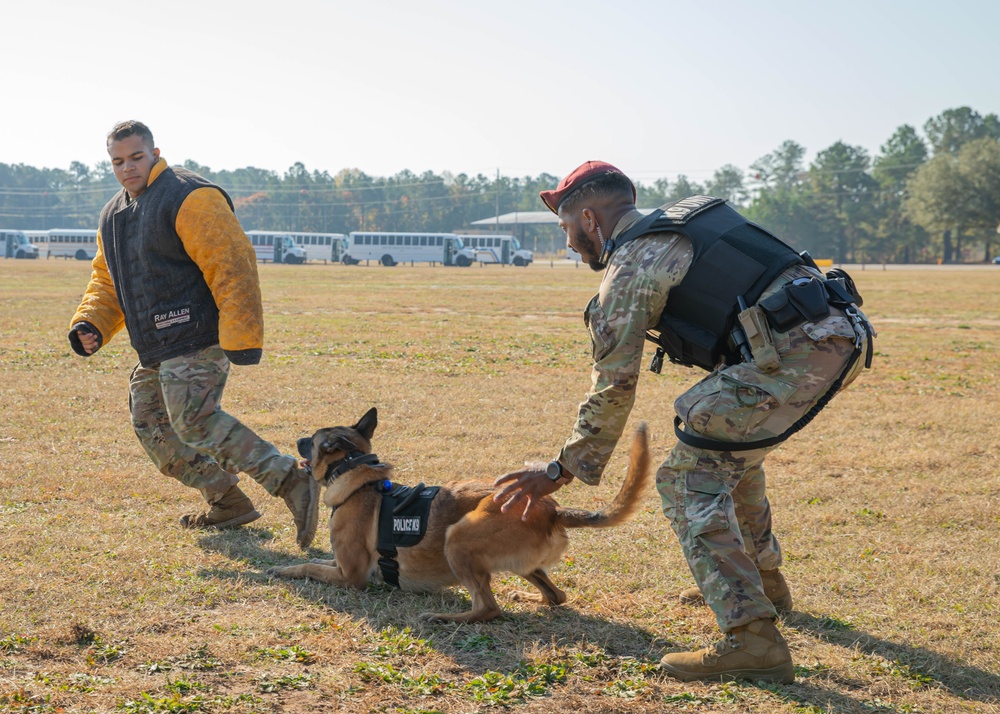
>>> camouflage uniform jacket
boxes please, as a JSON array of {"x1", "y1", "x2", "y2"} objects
[{"x1": 558, "y1": 209, "x2": 693, "y2": 485}]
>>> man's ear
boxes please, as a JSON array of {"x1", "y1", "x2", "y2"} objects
[
  {"x1": 580, "y1": 207, "x2": 597, "y2": 233},
  {"x1": 152, "y1": 147, "x2": 161, "y2": 161}
]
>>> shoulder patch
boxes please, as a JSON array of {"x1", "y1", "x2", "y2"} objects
[{"x1": 661, "y1": 195, "x2": 726, "y2": 225}]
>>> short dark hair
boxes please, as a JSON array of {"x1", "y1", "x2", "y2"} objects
[
  {"x1": 558, "y1": 171, "x2": 635, "y2": 213},
  {"x1": 107, "y1": 120, "x2": 154, "y2": 149}
]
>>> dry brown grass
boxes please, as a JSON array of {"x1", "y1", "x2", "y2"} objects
[{"x1": 0, "y1": 259, "x2": 998, "y2": 714}]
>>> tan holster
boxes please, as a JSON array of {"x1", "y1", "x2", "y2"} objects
[{"x1": 737, "y1": 305, "x2": 781, "y2": 372}]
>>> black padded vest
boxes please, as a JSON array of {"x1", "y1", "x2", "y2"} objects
[
  {"x1": 99, "y1": 167, "x2": 235, "y2": 366},
  {"x1": 608, "y1": 196, "x2": 803, "y2": 371}
]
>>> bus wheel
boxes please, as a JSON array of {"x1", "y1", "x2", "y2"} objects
[
  {"x1": 15, "y1": 250, "x2": 25, "y2": 259},
  {"x1": 513, "y1": 256, "x2": 525, "y2": 267},
  {"x1": 455, "y1": 255, "x2": 472, "y2": 267},
  {"x1": 381, "y1": 255, "x2": 396, "y2": 267},
  {"x1": 75, "y1": 250, "x2": 88, "y2": 260},
  {"x1": 342, "y1": 256, "x2": 355, "y2": 265}
]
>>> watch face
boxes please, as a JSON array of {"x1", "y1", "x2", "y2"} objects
[{"x1": 545, "y1": 461, "x2": 561, "y2": 480}]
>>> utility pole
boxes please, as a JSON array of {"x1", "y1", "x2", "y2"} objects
[{"x1": 495, "y1": 168, "x2": 500, "y2": 232}]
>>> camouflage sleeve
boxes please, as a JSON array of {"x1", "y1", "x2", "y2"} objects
[{"x1": 558, "y1": 236, "x2": 690, "y2": 484}]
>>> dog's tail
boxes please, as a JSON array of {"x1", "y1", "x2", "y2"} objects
[{"x1": 555, "y1": 423, "x2": 650, "y2": 529}]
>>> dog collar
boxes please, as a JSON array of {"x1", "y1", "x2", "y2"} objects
[{"x1": 323, "y1": 451, "x2": 381, "y2": 484}]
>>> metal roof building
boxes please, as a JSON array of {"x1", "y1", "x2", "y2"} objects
[
  {"x1": 466, "y1": 209, "x2": 657, "y2": 256},
  {"x1": 470, "y1": 211, "x2": 559, "y2": 227}
]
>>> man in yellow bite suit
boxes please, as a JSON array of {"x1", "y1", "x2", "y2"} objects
[{"x1": 68, "y1": 120, "x2": 318, "y2": 549}]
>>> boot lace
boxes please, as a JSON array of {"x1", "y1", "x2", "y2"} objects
[{"x1": 713, "y1": 633, "x2": 742, "y2": 655}]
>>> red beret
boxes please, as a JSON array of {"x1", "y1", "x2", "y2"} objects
[{"x1": 539, "y1": 160, "x2": 636, "y2": 214}]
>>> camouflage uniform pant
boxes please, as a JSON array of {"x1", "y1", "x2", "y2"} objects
[
  {"x1": 129, "y1": 345, "x2": 295, "y2": 505},
  {"x1": 656, "y1": 310, "x2": 864, "y2": 632}
]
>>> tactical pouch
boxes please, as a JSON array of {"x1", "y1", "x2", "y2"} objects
[
  {"x1": 759, "y1": 278, "x2": 830, "y2": 332},
  {"x1": 825, "y1": 268, "x2": 864, "y2": 307},
  {"x1": 736, "y1": 305, "x2": 781, "y2": 372}
]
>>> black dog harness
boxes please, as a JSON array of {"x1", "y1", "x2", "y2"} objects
[
  {"x1": 318, "y1": 448, "x2": 440, "y2": 588},
  {"x1": 376, "y1": 482, "x2": 440, "y2": 587}
]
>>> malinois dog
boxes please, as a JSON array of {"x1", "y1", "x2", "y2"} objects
[{"x1": 268, "y1": 407, "x2": 650, "y2": 623}]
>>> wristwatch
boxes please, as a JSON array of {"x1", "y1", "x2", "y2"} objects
[
  {"x1": 545, "y1": 460, "x2": 563, "y2": 481},
  {"x1": 545, "y1": 460, "x2": 575, "y2": 486}
]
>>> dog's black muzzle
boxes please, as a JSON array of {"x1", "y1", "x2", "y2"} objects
[{"x1": 297, "y1": 437, "x2": 313, "y2": 460}]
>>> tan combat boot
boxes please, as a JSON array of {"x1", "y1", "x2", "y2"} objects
[
  {"x1": 659, "y1": 618, "x2": 794, "y2": 683},
  {"x1": 276, "y1": 465, "x2": 318, "y2": 549},
  {"x1": 180, "y1": 485, "x2": 261, "y2": 529},
  {"x1": 679, "y1": 568, "x2": 793, "y2": 612}
]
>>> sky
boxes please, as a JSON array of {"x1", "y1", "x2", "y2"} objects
[{"x1": 2, "y1": 0, "x2": 998, "y2": 190}]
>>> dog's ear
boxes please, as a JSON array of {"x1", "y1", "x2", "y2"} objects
[{"x1": 354, "y1": 407, "x2": 378, "y2": 441}]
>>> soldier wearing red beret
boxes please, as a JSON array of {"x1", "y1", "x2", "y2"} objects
[{"x1": 494, "y1": 161, "x2": 874, "y2": 684}]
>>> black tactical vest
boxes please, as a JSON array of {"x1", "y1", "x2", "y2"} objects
[
  {"x1": 607, "y1": 196, "x2": 803, "y2": 371},
  {"x1": 376, "y1": 482, "x2": 441, "y2": 587}
]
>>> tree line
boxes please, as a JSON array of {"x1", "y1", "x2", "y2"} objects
[{"x1": 1, "y1": 106, "x2": 997, "y2": 262}]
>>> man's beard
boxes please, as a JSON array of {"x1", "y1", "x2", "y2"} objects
[{"x1": 571, "y1": 227, "x2": 606, "y2": 272}]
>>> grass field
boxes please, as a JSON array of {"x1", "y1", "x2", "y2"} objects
[{"x1": 1, "y1": 259, "x2": 998, "y2": 714}]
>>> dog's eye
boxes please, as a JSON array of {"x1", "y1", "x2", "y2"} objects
[{"x1": 319, "y1": 438, "x2": 354, "y2": 454}]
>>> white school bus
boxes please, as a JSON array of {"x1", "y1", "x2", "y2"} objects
[
  {"x1": 345, "y1": 232, "x2": 477, "y2": 266},
  {"x1": 0, "y1": 230, "x2": 40, "y2": 259},
  {"x1": 244, "y1": 231, "x2": 308, "y2": 264},
  {"x1": 284, "y1": 232, "x2": 350, "y2": 263},
  {"x1": 44, "y1": 229, "x2": 99, "y2": 260},
  {"x1": 458, "y1": 234, "x2": 533, "y2": 266}
]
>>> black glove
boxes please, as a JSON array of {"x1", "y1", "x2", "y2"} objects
[
  {"x1": 68, "y1": 321, "x2": 102, "y2": 357},
  {"x1": 224, "y1": 348, "x2": 262, "y2": 366}
]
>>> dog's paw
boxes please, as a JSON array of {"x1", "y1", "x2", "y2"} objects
[
  {"x1": 266, "y1": 566, "x2": 287, "y2": 578},
  {"x1": 509, "y1": 590, "x2": 544, "y2": 603},
  {"x1": 309, "y1": 558, "x2": 337, "y2": 566},
  {"x1": 417, "y1": 611, "x2": 446, "y2": 623}
]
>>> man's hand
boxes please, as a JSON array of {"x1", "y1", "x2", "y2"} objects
[
  {"x1": 69, "y1": 322, "x2": 102, "y2": 357},
  {"x1": 76, "y1": 329, "x2": 99, "y2": 355},
  {"x1": 493, "y1": 461, "x2": 572, "y2": 521}
]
